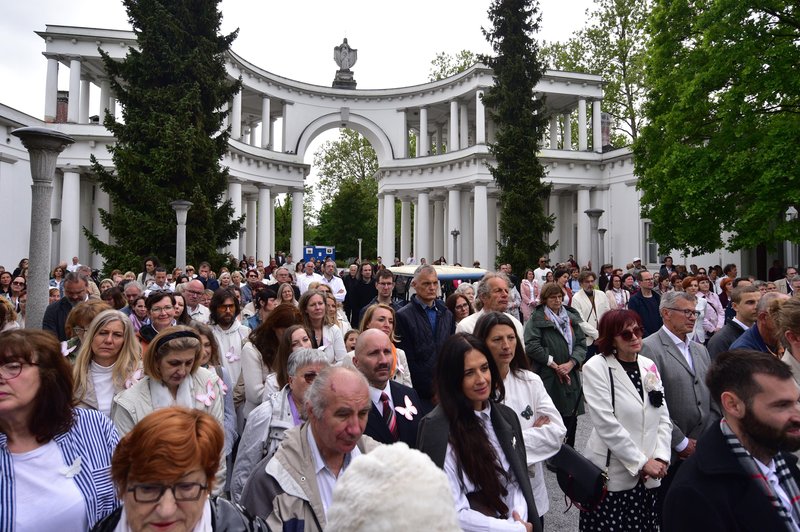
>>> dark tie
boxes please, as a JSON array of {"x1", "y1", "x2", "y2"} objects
[{"x1": 380, "y1": 392, "x2": 399, "y2": 441}]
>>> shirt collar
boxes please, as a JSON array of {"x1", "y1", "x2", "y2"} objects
[
  {"x1": 662, "y1": 325, "x2": 688, "y2": 348},
  {"x1": 307, "y1": 424, "x2": 359, "y2": 476},
  {"x1": 369, "y1": 382, "x2": 391, "y2": 406}
]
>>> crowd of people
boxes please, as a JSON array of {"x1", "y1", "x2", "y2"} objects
[{"x1": 2, "y1": 250, "x2": 800, "y2": 531}]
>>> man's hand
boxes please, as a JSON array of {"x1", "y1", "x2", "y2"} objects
[{"x1": 677, "y1": 438, "x2": 697, "y2": 460}]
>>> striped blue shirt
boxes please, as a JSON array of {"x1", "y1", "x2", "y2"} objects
[{"x1": 0, "y1": 408, "x2": 120, "y2": 531}]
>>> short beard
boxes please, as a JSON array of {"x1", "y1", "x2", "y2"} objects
[{"x1": 740, "y1": 408, "x2": 800, "y2": 456}]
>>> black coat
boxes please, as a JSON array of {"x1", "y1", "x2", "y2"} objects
[
  {"x1": 42, "y1": 296, "x2": 75, "y2": 341},
  {"x1": 707, "y1": 321, "x2": 746, "y2": 359},
  {"x1": 417, "y1": 404, "x2": 542, "y2": 532},
  {"x1": 663, "y1": 421, "x2": 800, "y2": 532},
  {"x1": 365, "y1": 380, "x2": 425, "y2": 448},
  {"x1": 344, "y1": 279, "x2": 377, "y2": 324}
]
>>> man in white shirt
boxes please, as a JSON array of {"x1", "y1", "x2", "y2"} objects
[
  {"x1": 456, "y1": 272, "x2": 524, "y2": 340},
  {"x1": 209, "y1": 289, "x2": 250, "y2": 385},
  {"x1": 532, "y1": 256, "x2": 552, "y2": 284},
  {"x1": 182, "y1": 279, "x2": 210, "y2": 323},
  {"x1": 297, "y1": 260, "x2": 323, "y2": 294},
  {"x1": 319, "y1": 259, "x2": 346, "y2": 303},
  {"x1": 66, "y1": 256, "x2": 82, "y2": 273}
]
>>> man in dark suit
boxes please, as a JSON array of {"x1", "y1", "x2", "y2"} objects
[
  {"x1": 641, "y1": 290, "x2": 715, "y2": 513},
  {"x1": 42, "y1": 272, "x2": 90, "y2": 341},
  {"x1": 663, "y1": 350, "x2": 800, "y2": 531},
  {"x1": 707, "y1": 285, "x2": 761, "y2": 358},
  {"x1": 353, "y1": 329, "x2": 424, "y2": 448}
]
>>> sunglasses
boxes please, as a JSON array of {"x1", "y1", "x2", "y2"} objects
[{"x1": 617, "y1": 327, "x2": 644, "y2": 342}]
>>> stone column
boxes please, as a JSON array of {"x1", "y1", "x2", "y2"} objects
[
  {"x1": 459, "y1": 103, "x2": 469, "y2": 149},
  {"x1": 44, "y1": 55, "x2": 59, "y2": 123},
  {"x1": 598, "y1": 228, "x2": 607, "y2": 267},
  {"x1": 578, "y1": 99, "x2": 588, "y2": 150},
  {"x1": 460, "y1": 190, "x2": 473, "y2": 265},
  {"x1": 231, "y1": 90, "x2": 242, "y2": 140},
  {"x1": 475, "y1": 90, "x2": 486, "y2": 144},
  {"x1": 291, "y1": 189, "x2": 304, "y2": 261},
  {"x1": 436, "y1": 123, "x2": 443, "y2": 155},
  {"x1": 377, "y1": 194, "x2": 384, "y2": 259},
  {"x1": 98, "y1": 79, "x2": 111, "y2": 119},
  {"x1": 549, "y1": 116, "x2": 559, "y2": 149},
  {"x1": 577, "y1": 188, "x2": 591, "y2": 267},
  {"x1": 227, "y1": 179, "x2": 243, "y2": 259},
  {"x1": 449, "y1": 101, "x2": 459, "y2": 151},
  {"x1": 562, "y1": 112, "x2": 572, "y2": 150},
  {"x1": 433, "y1": 199, "x2": 444, "y2": 259},
  {"x1": 593, "y1": 100, "x2": 603, "y2": 153},
  {"x1": 257, "y1": 186, "x2": 271, "y2": 262},
  {"x1": 447, "y1": 189, "x2": 461, "y2": 263},
  {"x1": 269, "y1": 119, "x2": 276, "y2": 151},
  {"x1": 68, "y1": 57, "x2": 82, "y2": 123},
  {"x1": 249, "y1": 125, "x2": 257, "y2": 146},
  {"x1": 548, "y1": 192, "x2": 560, "y2": 256},
  {"x1": 10, "y1": 127, "x2": 74, "y2": 329},
  {"x1": 92, "y1": 186, "x2": 110, "y2": 269},
  {"x1": 270, "y1": 193, "x2": 276, "y2": 257},
  {"x1": 400, "y1": 200, "x2": 411, "y2": 262},
  {"x1": 585, "y1": 208, "x2": 604, "y2": 273},
  {"x1": 487, "y1": 118, "x2": 496, "y2": 144},
  {"x1": 61, "y1": 170, "x2": 81, "y2": 262},
  {"x1": 261, "y1": 96, "x2": 271, "y2": 149},
  {"x1": 419, "y1": 107, "x2": 429, "y2": 156},
  {"x1": 246, "y1": 195, "x2": 257, "y2": 259},
  {"x1": 417, "y1": 191, "x2": 430, "y2": 263},
  {"x1": 414, "y1": 132, "x2": 420, "y2": 157},
  {"x1": 170, "y1": 200, "x2": 193, "y2": 270},
  {"x1": 487, "y1": 196, "x2": 498, "y2": 270},
  {"x1": 79, "y1": 79, "x2": 90, "y2": 124},
  {"x1": 384, "y1": 194, "x2": 396, "y2": 263},
  {"x1": 50, "y1": 219, "x2": 61, "y2": 270},
  {"x1": 473, "y1": 184, "x2": 488, "y2": 268}
]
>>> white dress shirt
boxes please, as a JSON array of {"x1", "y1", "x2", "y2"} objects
[{"x1": 307, "y1": 424, "x2": 362, "y2": 517}]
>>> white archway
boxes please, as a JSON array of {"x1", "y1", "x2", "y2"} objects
[{"x1": 293, "y1": 112, "x2": 395, "y2": 165}]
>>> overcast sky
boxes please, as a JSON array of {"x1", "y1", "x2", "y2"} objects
[{"x1": 1, "y1": 0, "x2": 594, "y2": 200}]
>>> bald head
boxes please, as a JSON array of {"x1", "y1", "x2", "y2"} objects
[{"x1": 354, "y1": 329, "x2": 393, "y2": 389}]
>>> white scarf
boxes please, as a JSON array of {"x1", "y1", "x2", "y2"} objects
[
  {"x1": 113, "y1": 497, "x2": 212, "y2": 531},
  {"x1": 149, "y1": 375, "x2": 195, "y2": 411},
  {"x1": 544, "y1": 305, "x2": 573, "y2": 354},
  {"x1": 610, "y1": 288, "x2": 629, "y2": 308}
]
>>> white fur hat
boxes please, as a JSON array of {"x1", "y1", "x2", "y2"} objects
[{"x1": 326, "y1": 442, "x2": 460, "y2": 531}]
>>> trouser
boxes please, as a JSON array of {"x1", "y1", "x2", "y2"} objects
[{"x1": 563, "y1": 415, "x2": 578, "y2": 448}]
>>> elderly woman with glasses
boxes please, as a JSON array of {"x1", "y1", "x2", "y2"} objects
[
  {"x1": 136, "y1": 291, "x2": 177, "y2": 350},
  {"x1": 0, "y1": 330, "x2": 119, "y2": 530},
  {"x1": 579, "y1": 309, "x2": 671, "y2": 530},
  {"x1": 91, "y1": 407, "x2": 267, "y2": 531},
  {"x1": 231, "y1": 348, "x2": 330, "y2": 502}
]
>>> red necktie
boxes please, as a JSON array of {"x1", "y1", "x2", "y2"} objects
[{"x1": 381, "y1": 392, "x2": 399, "y2": 441}]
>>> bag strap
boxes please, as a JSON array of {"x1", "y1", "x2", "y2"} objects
[{"x1": 606, "y1": 365, "x2": 615, "y2": 469}]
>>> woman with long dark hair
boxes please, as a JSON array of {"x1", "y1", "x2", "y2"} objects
[{"x1": 417, "y1": 333, "x2": 541, "y2": 532}]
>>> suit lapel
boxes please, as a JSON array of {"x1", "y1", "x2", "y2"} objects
[
  {"x1": 490, "y1": 406, "x2": 527, "y2": 489},
  {"x1": 367, "y1": 402, "x2": 393, "y2": 442},
  {"x1": 606, "y1": 355, "x2": 643, "y2": 404},
  {"x1": 659, "y1": 329, "x2": 695, "y2": 376}
]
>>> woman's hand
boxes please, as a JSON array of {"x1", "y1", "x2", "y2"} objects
[
  {"x1": 512, "y1": 511, "x2": 533, "y2": 532},
  {"x1": 533, "y1": 415, "x2": 550, "y2": 428},
  {"x1": 640, "y1": 458, "x2": 667, "y2": 480}
]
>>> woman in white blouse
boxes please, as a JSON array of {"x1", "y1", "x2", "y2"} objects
[
  {"x1": 73, "y1": 309, "x2": 142, "y2": 417},
  {"x1": 299, "y1": 289, "x2": 346, "y2": 364},
  {"x1": 605, "y1": 274, "x2": 630, "y2": 310}
]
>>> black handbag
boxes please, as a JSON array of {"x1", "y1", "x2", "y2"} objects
[{"x1": 549, "y1": 367, "x2": 614, "y2": 512}]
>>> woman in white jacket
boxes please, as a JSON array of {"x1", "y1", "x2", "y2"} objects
[
  {"x1": 299, "y1": 289, "x2": 346, "y2": 364},
  {"x1": 474, "y1": 311, "x2": 566, "y2": 525},
  {"x1": 580, "y1": 309, "x2": 672, "y2": 531}
]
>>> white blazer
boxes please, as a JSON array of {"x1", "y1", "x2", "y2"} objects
[
  {"x1": 582, "y1": 354, "x2": 672, "y2": 491},
  {"x1": 570, "y1": 289, "x2": 610, "y2": 344}
]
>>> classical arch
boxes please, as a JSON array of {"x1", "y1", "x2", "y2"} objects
[{"x1": 293, "y1": 112, "x2": 395, "y2": 164}]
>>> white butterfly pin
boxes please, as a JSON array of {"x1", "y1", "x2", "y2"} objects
[
  {"x1": 60, "y1": 341, "x2": 77, "y2": 358},
  {"x1": 195, "y1": 379, "x2": 217, "y2": 407},
  {"x1": 225, "y1": 346, "x2": 240, "y2": 363},
  {"x1": 395, "y1": 395, "x2": 418, "y2": 421},
  {"x1": 60, "y1": 456, "x2": 82, "y2": 479},
  {"x1": 125, "y1": 368, "x2": 144, "y2": 389}
]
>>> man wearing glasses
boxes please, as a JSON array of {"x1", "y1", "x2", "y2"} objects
[
  {"x1": 358, "y1": 268, "x2": 406, "y2": 324},
  {"x1": 182, "y1": 279, "x2": 210, "y2": 324},
  {"x1": 641, "y1": 290, "x2": 715, "y2": 513}
]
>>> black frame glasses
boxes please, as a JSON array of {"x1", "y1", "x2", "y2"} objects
[
  {"x1": 127, "y1": 482, "x2": 207, "y2": 503},
  {"x1": 0, "y1": 362, "x2": 40, "y2": 380},
  {"x1": 666, "y1": 308, "x2": 700, "y2": 319}
]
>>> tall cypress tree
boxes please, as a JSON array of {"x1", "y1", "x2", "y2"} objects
[
  {"x1": 89, "y1": 0, "x2": 243, "y2": 272},
  {"x1": 481, "y1": 0, "x2": 554, "y2": 272}
]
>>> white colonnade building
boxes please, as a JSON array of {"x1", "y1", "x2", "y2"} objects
[{"x1": 0, "y1": 24, "x2": 748, "y2": 273}]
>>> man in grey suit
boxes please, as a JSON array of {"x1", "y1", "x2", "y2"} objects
[{"x1": 641, "y1": 290, "x2": 715, "y2": 513}]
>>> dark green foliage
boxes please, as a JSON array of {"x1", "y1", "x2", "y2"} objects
[
  {"x1": 481, "y1": 0, "x2": 554, "y2": 272},
  {"x1": 88, "y1": 0, "x2": 243, "y2": 271},
  {"x1": 633, "y1": 0, "x2": 800, "y2": 254}
]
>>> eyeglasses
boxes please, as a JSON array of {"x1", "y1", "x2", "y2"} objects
[
  {"x1": 0, "y1": 361, "x2": 39, "y2": 380},
  {"x1": 667, "y1": 308, "x2": 700, "y2": 318},
  {"x1": 11, "y1": 281, "x2": 25, "y2": 286},
  {"x1": 455, "y1": 303, "x2": 470, "y2": 311},
  {"x1": 185, "y1": 268, "x2": 195, "y2": 272},
  {"x1": 301, "y1": 371, "x2": 318, "y2": 384},
  {"x1": 219, "y1": 303, "x2": 236, "y2": 310},
  {"x1": 151, "y1": 305, "x2": 174, "y2": 314},
  {"x1": 617, "y1": 327, "x2": 644, "y2": 342},
  {"x1": 127, "y1": 482, "x2": 207, "y2": 503},
  {"x1": 185, "y1": 290, "x2": 203, "y2": 296}
]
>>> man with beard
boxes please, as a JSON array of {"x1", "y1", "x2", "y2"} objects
[
  {"x1": 664, "y1": 350, "x2": 800, "y2": 531},
  {"x1": 209, "y1": 288, "x2": 250, "y2": 386}
]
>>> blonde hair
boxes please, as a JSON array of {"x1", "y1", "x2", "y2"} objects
[
  {"x1": 774, "y1": 297, "x2": 800, "y2": 349},
  {"x1": 143, "y1": 325, "x2": 202, "y2": 380},
  {"x1": 359, "y1": 303, "x2": 398, "y2": 343},
  {"x1": 73, "y1": 310, "x2": 142, "y2": 402}
]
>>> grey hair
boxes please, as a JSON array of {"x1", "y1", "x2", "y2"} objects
[
  {"x1": 305, "y1": 365, "x2": 368, "y2": 420},
  {"x1": 413, "y1": 264, "x2": 437, "y2": 281},
  {"x1": 476, "y1": 271, "x2": 510, "y2": 302},
  {"x1": 757, "y1": 291, "x2": 786, "y2": 314},
  {"x1": 287, "y1": 348, "x2": 330, "y2": 377},
  {"x1": 455, "y1": 282, "x2": 475, "y2": 295},
  {"x1": 791, "y1": 275, "x2": 800, "y2": 285},
  {"x1": 659, "y1": 290, "x2": 696, "y2": 310},
  {"x1": 124, "y1": 281, "x2": 144, "y2": 293}
]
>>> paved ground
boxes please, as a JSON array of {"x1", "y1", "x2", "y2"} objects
[{"x1": 541, "y1": 413, "x2": 592, "y2": 531}]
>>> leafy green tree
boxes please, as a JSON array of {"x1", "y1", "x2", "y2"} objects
[
  {"x1": 428, "y1": 50, "x2": 479, "y2": 81},
  {"x1": 541, "y1": 0, "x2": 650, "y2": 146},
  {"x1": 313, "y1": 129, "x2": 379, "y2": 198},
  {"x1": 481, "y1": 0, "x2": 554, "y2": 272},
  {"x1": 88, "y1": 0, "x2": 243, "y2": 271},
  {"x1": 633, "y1": 0, "x2": 800, "y2": 254}
]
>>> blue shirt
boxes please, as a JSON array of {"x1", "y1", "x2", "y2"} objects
[{"x1": 414, "y1": 297, "x2": 438, "y2": 334}]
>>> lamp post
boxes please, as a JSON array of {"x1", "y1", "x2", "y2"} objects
[
  {"x1": 357, "y1": 238, "x2": 363, "y2": 264},
  {"x1": 11, "y1": 127, "x2": 74, "y2": 329},
  {"x1": 584, "y1": 208, "x2": 604, "y2": 273},
  {"x1": 787, "y1": 207, "x2": 798, "y2": 268},
  {"x1": 50, "y1": 218, "x2": 62, "y2": 270},
  {"x1": 170, "y1": 200, "x2": 193, "y2": 270},
  {"x1": 598, "y1": 228, "x2": 607, "y2": 268},
  {"x1": 450, "y1": 229, "x2": 460, "y2": 265}
]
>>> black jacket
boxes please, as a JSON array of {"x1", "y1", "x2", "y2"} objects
[
  {"x1": 42, "y1": 296, "x2": 75, "y2": 341},
  {"x1": 663, "y1": 422, "x2": 800, "y2": 532},
  {"x1": 365, "y1": 380, "x2": 426, "y2": 448},
  {"x1": 707, "y1": 321, "x2": 746, "y2": 359},
  {"x1": 91, "y1": 497, "x2": 269, "y2": 531},
  {"x1": 417, "y1": 403, "x2": 542, "y2": 532}
]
